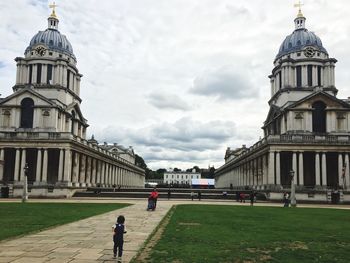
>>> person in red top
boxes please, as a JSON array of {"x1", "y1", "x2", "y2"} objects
[{"x1": 150, "y1": 188, "x2": 159, "y2": 209}]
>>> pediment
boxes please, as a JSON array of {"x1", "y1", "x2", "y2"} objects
[
  {"x1": 288, "y1": 91, "x2": 350, "y2": 110},
  {"x1": 0, "y1": 87, "x2": 56, "y2": 107}
]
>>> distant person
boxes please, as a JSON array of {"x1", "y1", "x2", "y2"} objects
[
  {"x1": 250, "y1": 191, "x2": 255, "y2": 206},
  {"x1": 236, "y1": 192, "x2": 240, "y2": 202},
  {"x1": 150, "y1": 188, "x2": 159, "y2": 209},
  {"x1": 198, "y1": 190, "x2": 202, "y2": 201},
  {"x1": 112, "y1": 215, "x2": 127, "y2": 262},
  {"x1": 239, "y1": 192, "x2": 245, "y2": 203},
  {"x1": 222, "y1": 191, "x2": 228, "y2": 199},
  {"x1": 167, "y1": 188, "x2": 171, "y2": 200},
  {"x1": 190, "y1": 191, "x2": 195, "y2": 201},
  {"x1": 283, "y1": 192, "x2": 290, "y2": 207}
]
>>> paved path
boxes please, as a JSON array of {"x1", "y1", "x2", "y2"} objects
[
  {"x1": 0, "y1": 198, "x2": 349, "y2": 263},
  {"x1": 0, "y1": 199, "x2": 172, "y2": 263}
]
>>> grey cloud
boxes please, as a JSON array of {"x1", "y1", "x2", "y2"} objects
[
  {"x1": 190, "y1": 66, "x2": 258, "y2": 101},
  {"x1": 148, "y1": 92, "x2": 191, "y2": 111}
]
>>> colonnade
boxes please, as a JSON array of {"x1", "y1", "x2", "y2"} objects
[
  {"x1": 0, "y1": 147, "x2": 144, "y2": 188},
  {"x1": 216, "y1": 150, "x2": 350, "y2": 190}
]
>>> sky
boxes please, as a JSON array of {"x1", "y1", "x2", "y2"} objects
[{"x1": 1, "y1": 0, "x2": 350, "y2": 170}]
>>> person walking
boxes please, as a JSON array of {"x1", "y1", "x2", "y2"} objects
[
  {"x1": 198, "y1": 190, "x2": 202, "y2": 201},
  {"x1": 250, "y1": 191, "x2": 255, "y2": 206},
  {"x1": 190, "y1": 191, "x2": 195, "y2": 201},
  {"x1": 283, "y1": 192, "x2": 290, "y2": 207},
  {"x1": 150, "y1": 188, "x2": 159, "y2": 209},
  {"x1": 112, "y1": 215, "x2": 127, "y2": 262},
  {"x1": 167, "y1": 188, "x2": 171, "y2": 200}
]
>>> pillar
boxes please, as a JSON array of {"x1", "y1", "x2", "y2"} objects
[
  {"x1": 86, "y1": 156, "x2": 91, "y2": 186},
  {"x1": 72, "y1": 152, "x2": 80, "y2": 186},
  {"x1": 79, "y1": 154, "x2": 86, "y2": 186},
  {"x1": 42, "y1": 149, "x2": 48, "y2": 183},
  {"x1": 276, "y1": 151, "x2": 281, "y2": 185},
  {"x1": 268, "y1": 151, "x2": 275, "y2": 185},
  {"x1": 298, "y1": 152, "x2": 304, "y2": 186},
  {"x1": 91, "y1": 158, "x2": 97, "y2": 186},
  {"x1": 321, "y1": 153, "x2": 327, "y2": 187},
  {"x1": 63, "y1": 149, "x2": 72, "y2": 185},
  {"x1": 292, "y1": 152, "x2": 297, "y2": 184},
  {"x1": 345, "y1": 154, "x2": 350, "y2": 189},
  {"x1": 14, "y1": 148, "x2": 21, "y2": 182},
  {"x1": 58, "y1": 148, "x2": 64, "y2": 182},
  {"x1": 315, "y1": 153, "x2": 321, "y2": 186},
  {"x1": 338, "y1": 153, "x2": 343, "y2": 188},
  {"x1": 0, "y1": 149, "x2": 4, "y2": 182},
  {"x1": 36, "y1": 149, "x2": 42, "y2": 183},
  {"x1": 20, "y1": 148, "x2": 27, "y2": 182}
]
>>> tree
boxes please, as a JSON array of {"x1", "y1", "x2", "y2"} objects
[
  {"x1": 135, "y1": 154, "x2": 147, "y2": 169},
  {"x1": 173, "y1": 167, "x2": 181, "y2": 172}
]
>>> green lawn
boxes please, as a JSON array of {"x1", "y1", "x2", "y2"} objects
[
  {"x1": 0, "y1": 202, "x2": 129, "y2": 241},
  {"x1": 145, "y1": 205, "x2": 350, "y2": 263}
]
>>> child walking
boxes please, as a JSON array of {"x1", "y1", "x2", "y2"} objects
[{"x1": 112, "y1": 215, "x2": 126, "y2": 262}]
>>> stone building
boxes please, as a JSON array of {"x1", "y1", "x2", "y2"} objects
[
  {"x1": 164, "y1": 169, "x2": 201, "y2": 186},
  {"x1": 215, "y1": 8, "x2": 350, "y2": 202},
  {"x1": 0, "y1": 6, "x2": 145, "y2": 197}
]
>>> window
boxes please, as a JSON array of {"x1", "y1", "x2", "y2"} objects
[
  {"x1": 317, "y1": 66, "x2": 322, "y2": 86},
  {"x1": 307, "y1": 65, "x2": 313, "y2": 86},
  {"x1": 29, "y1": 65, "x2": 33, "y2": 84},
  {"x1": 71, "y1": 111, "x2": 76, "y2": 134},
  {"x1": 47, "y1": 64, "x2": 53, "y2": 84},
  {"x1": 2, "y1": 110, "x2": 11, "y2": 127},
  {"x1": 312, "y1": 101, "x2": 326, "y2": 133},
  {"x1": 279, "y1": 72, "x2": 282, "y2": 89},
  {"x1": 37, "y1": 64, "x2": 42, "y2": 84},
  {"x1": 67, "y1": 70, "x2": 70, "y2": 89},
  {"x1": 20, "y1": 98, "x2": 34, "y2": 128},
  {"x1": 296, "y1": 66, "x2": 302, "y2": 87}
]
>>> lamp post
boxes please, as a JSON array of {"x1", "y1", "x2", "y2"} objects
[
  {"x1": 290, "y1": 170, "x2": 297, "y2": 207},
  {"x1": 22, "y1": 163, "x2": 29, "y2": 203}
]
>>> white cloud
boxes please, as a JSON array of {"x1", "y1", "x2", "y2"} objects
[{"x1": 1, "y1": 0, "x2": 350, "y2": 169}]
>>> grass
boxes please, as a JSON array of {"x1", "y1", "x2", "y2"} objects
[
  {"x1": 0, "y1": 202, "x2": 129, "y2": 241},
  {"x1": 145, "y1": 205, "x2": 350, "y2": 263}
]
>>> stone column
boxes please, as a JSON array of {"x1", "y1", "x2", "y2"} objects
[
  {"x1": 79, "y1": 154, "x2": 86, "y2": 187},
  {"x1": 268, "y1": 151, "x2": 275, "y2": 186},
  {"x1": 101, "y1": 162, "x2": 105, "y2": 186},
  {"x1": 345, "y1": 154, "x2": 350, "y2": 189},
  {"x1": 58, "y1": 149, "x2": 64, "y2": 182},
  {"x1": 292, "y1": 152, "x2": 297, "y2": 184},
  {"x1": 338, "y1": 153, "x2": 343, "y2": 188},
  {"x1": 86, "y1": 156, "x2": 91, "y2": 186},
  {"x1": 72, "y1": 152, "x2": 80, "y2": 186},
  {"x1": 298, "y1": 152, "x2": 304, "y2": 186},
  {"x1": 315, "y1": 153, "x2": 321, "y2": 186},
  {"x1": 36, "y1": 149, "x2": 42, "y2": 183},
  {"x1": 276, "y1": 151, "x2": 281, "y2": 185},
  {"x1": 321, "y1": 153, "x2": 327, "y2": 187},
  {"x1": 0, "y1": 149, "x2": 4, "y2": 182},
  {"x1": 63, "y1": 149, "x2": 72, "y2": 185},
  {"x1": 42, "y1": 149, "x2": 48, "y2": 183},
  {"x1": 14, "y1": 148, "x2": 21, "y2": 182},
  {"x1": 19, "y1": 148, "x2": 27, "y2": 182},
  {"x1": 91, "y1": 159, "x2": 97, "y2": 186}
]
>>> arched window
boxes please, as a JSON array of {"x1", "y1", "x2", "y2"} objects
[
  {"x1": 312, "y1": 101, "x2": 326, "y2": 133},
  {"x1": 20, "y1": 98, "x2": 34, "y2": 128}
]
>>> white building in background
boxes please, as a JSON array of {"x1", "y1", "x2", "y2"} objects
[
  {"x1": 0, "y1": 5, "x2": 145, "y2": 197},
  {"x1": 215, "y1": 7, "x2": 350, "y2": 201},
  {"x1": 164, "y1": 169, "x2": 201, "y2": 185}
]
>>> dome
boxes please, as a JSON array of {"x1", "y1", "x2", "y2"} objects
[
  {"x1": 25, "y1": 28, "x2": 75, "y2": 59},
  {"x1": 276, "y1": 28, "x2": 328, "y2": 59}
]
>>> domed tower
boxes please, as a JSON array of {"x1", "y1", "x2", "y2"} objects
[
  {"x1": 14, "y1": 4, "x2": 82, "y2": 107},
  {"x1": 268, "y1": 6, "x2": 337, "y2": 108}
]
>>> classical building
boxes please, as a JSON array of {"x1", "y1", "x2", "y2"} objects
[
  {"x1": 215, "y1": 7, "x2": 350, "y2": 202},
  {"x1": 164, "y1": 169, "x2": 201, "y2": 185},
  {"x1": 0, "y1": 6, "x2": 145, "y2": 197}
]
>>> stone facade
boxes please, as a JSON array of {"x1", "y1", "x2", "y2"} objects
[
  {"x1": 0, "y1": 8, "x2": 145, "y2": 197},
  {"x1": 164, "y1": 170, "x2": 201, "y2": 185},
  {"x1": 215, "y1": 9, "x2": 350, "y2": 202}
]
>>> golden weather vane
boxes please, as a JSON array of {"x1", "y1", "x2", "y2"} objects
[
  {"x1": 49, "y1": 2, "x2": 58, "y2": 18},
  {"x1": 294, "y1": 0, "x2": 304, "y2": 17}
]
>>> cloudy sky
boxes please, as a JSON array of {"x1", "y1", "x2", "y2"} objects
[{"x1": 1, "y1": 0, "x2": 350, "y2": 170}]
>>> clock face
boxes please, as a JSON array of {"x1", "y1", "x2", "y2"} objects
[
  {"x1": 35, "y1": 46, "x2": 46, "y2": 56},
  {"x1": 304, "y1": 47, "x2": 315, "y2": 58}
]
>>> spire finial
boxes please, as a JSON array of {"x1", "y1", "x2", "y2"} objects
[
  {"x1": 294, "y1": 0, "x2": 304, "y2": 18},
  {"x1": 49, "y1": 2, "x2": 58, "y2": 18}
]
